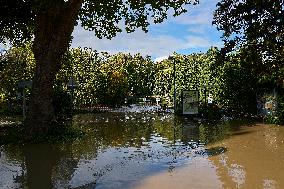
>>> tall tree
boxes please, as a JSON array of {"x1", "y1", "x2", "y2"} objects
[
  {"x1": 213, "y1": 0, "x2": 284, "y2": 84},
  {"x1": 0, "y1": 0, "x2": 198, "y2": 136}
]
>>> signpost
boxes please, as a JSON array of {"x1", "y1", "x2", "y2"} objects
[
  {"x1": 182, "y1": 90, "x2": 199, "y2": 115},
  {"x1": 156, "y1": 97, "x2": 160, "y2": 105},
  {"x1": 67, "y1": 76, "x2": 78, "y2": 118},
  {"x1": 17, "y1": 80, "x2": 33, "y2": 120}
]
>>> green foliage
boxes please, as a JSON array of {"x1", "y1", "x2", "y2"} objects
[
  {"x1": 53, "y1": 86, "x2": 72, "y2": 120},
  {"x1": 57, "y1": 47, "x2": 103, "y2": 107},
  {"x1": 56, "y1": 48, "x2": 155, "y2": 107},
  {"x1": 265, "y1": 95, "x2": 284, "y2": 125},
  {"x1": 0, "y1": 0, "x2": 34, "y2": 44},
  {"x1": 79, "y1": 0, "x2": 198, "y2": 39},
  {"x1": 1, "y1": 0, "x2": 198, "y2": 44},
  {"x1": 124, "y1": 54, "x2": 155, "y2": 97},
  {"x1": 0, "y1": 43, "x2": 35, "y2": 114},
  {"x1": 1, "y1": 45, "x2": 157, "y2": 111},
  {"x1": 153, "y1": 48, "x2": 222, "y2": 110},
  {"x1": 213, "y1": 0, "x2": 284, "y2": 85},
  {"x1": 1, "y1": 43, "x2": 272, "y2": 117},
  {"x1": 217, "y1": 53, "x2": 258, "y2": 114},
  {"x1": 277, "y1": 96, "x2": 284, "y2": 124},
  {"x1": 213, "y1": 0, "x2": 284, "y2": 116}
]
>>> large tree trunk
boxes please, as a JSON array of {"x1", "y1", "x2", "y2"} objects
[{"x1": 26, "y1": 0, "x2": 82, "y2": 136}]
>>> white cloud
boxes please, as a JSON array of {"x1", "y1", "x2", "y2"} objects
[
  {"x1": 169, "y1": 0, "x2": 219, "y2": 26},
  {"x1": 186, "y1": 35, "x2": 215, "y2": 48},
  {"x1": 71, "y1": 0, "x2": 222, "y2": 59},
  {"x1": 154, "y1": 56, "x2": 168, "y2": 62},
  {"x1": 71, "y1": 26, "x2": 222, "y2": 58},
  {"x1": 187, "y1": 26, "x2": 207, "y2": 34},
  {"x1": 0, "y1": 43, "x2": 9, "y2": 51},
  {"x1": 71, "y1": 27, "x2": 187, "y2": 58},
  {"x1": 174, "y1": 11, "x2": 212, "y2": 26}
]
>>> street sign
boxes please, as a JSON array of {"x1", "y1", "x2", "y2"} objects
[
  {"x1": 18, "y1": 80, "x2": 32, "y2": 89},
  {"x1": 17, "y1": 80, "x2": 32, "y2": 120},
  {"x1": 67, "y1": 76, "x2": 78, "y2": 89},
  {"x1": 182, "y1": 90, "x2": 198, "y2": 115}
]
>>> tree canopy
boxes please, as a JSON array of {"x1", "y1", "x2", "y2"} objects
[
  {"x1": 0, "y1": 0, "x2": 199, "y2": 135},
  {"x1": 213, "y1": 0, "x2": 284, "y2": 84},
  {"x1": 1, "y1": 0, "x2": 198, "y2": 44}
]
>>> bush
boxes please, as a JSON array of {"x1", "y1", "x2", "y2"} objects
[
  {"x1": 199, "y1": 103, "x2": 222, "y2": 120},
  {"x1": 265, "y1": 96, "x2": 284, "y2": 125},
  {"x1": 53, "y1": 87, "x2": 72, "y2": 121}
]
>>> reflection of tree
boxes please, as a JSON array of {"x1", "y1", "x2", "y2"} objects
[
  {"x1": 74, "y1": 113, "x2": 159, "y2": 148},
  {"x1": 76, "y1": 112, "x2": 239, "y2": 147},
  {"x1": 198, "y1": 121, "x2": 235, "y2": 145},
  {"x1": 24, "y1": 144, "x2": 61, "y2": 188},
  {"x1": 2, "y1": 143, "x2": 89, "y2": 189},
  {"x1": 153, "y1": 115, "x2": 183, "y2": 142},
  {"x1": 1, "y1": 114, "x2": 257, "y2": 189},
  {"x1": 23, "y1": 144, "x2": 81, "y2": 189}
]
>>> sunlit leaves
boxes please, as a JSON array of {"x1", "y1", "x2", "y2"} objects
[
  {"x1": 0, "y1": 43, "x2": 35, "y2": 106},
  {"x1": 0, "y1": 43, "x2": 262, "y2": 114},
  {"x1": 56, "y1": 48, "x2": 155, "y2": 107},
  {"x1": 153, "y1": 48, "x2": 222, "y2": 105}
]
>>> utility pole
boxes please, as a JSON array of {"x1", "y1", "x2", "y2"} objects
[
  {"x1": 169, "y1": 54, "x2": 176, "y2": 113},
  {"x1": 174, "y1": 57, "x2": 176, "y2": 113}
]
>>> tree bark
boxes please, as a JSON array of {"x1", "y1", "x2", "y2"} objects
[{"x1": 25, "y1": 0, "x2": 82, "y2": 136}]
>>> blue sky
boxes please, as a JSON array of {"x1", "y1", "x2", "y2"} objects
[
  {"x1": 0, "y1": 0, "x2": 223, "y2": 61},
  {"x1": 71, "y1": 0, "x2": 223, "y2": 61}
]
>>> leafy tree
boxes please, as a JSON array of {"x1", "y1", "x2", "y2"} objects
[
  {"x1": 213, "y1": 0, "x2": 284, "y2": 85},
  {"x1": 124, "y1": 54, "x2": 155, "y2": 98},
  {"x1": 217, "y1": 53, "x2": 258, "y2": 114},
  {"x1": 213, "y1": 0, "x2": 284, "y2": 118},
  {"x1": 98, "y1": 53, "x2": 129, "y2": 106},
  {"x1": 153, "y1": 48, "x2": 222, "y2": 110},
  {"x1": 60, "y1": 47, "x2": 102, "y2": 108},
  {"x1": 0, "y1": 0, "x2": 198, "y2": 135},
  {"x1": 153, "y1": 58, "x2": 174, "y2": 99},
  {"x1": 0, "y1": 43, "x2": 35, "y2": 114},
  {"x1": 57, "y1": 48, "x2": 156, "y2": 107}
]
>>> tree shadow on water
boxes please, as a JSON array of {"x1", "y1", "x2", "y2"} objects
[
  {"x1": 231, "y1": 130, "x2": 255, "y2": 136},
  {"x1": 195, "y1": 146, "x2": 228, "y2": 157}
]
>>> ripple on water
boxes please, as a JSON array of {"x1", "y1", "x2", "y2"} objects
[{"x1": 1, "y1": 113, "x2": 284, "y2": 189}]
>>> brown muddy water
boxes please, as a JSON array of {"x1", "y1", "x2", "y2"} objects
[{"x1": 0, "y1": 112, "x2": 284, "y2": 189}]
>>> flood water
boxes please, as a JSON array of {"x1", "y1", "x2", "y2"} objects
[{"x1": 1, "y1": 112, "x2": 284, "y2": 189}]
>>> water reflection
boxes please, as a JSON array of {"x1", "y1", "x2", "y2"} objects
[
  {"x1": 209, "y1": 124, "x2": 284, "y2": 189},
  {"x1": 0, "y1": 145, "x2": 25, "y2": 189},
  {"x1": 0, "y1": 113, "x2": 284, "y2": 188}
]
